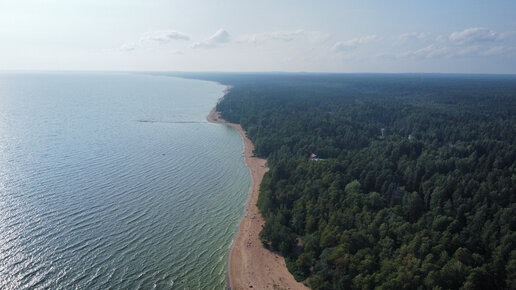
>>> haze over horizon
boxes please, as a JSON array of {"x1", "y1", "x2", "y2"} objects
[{"x1": 1, "y1": 0, "x2": 516, "y2": 74}]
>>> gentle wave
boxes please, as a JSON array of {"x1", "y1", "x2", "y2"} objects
[{"x1": 0, "y1": 73, "x2": 251, "y2": 289}]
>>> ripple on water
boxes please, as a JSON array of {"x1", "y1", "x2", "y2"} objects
[{"x1": 0, "y1": 73, "x2": 251, "y2": 289}]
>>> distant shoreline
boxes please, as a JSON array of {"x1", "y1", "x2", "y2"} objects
[{"x1": 207, "y1": 87, "x2": 307, "y2": 289}]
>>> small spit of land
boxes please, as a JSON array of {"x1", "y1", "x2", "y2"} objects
[{"x1": 208, "y1": 100, "x2": 307, "y2": 289}]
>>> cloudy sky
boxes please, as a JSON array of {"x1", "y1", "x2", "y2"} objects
[{"x1": 1, "y1": 0, "x2": 516, "y2": 73}]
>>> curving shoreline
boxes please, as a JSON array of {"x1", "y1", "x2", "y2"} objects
[{"x1": 207, "y1": 91, "x2": 308, "y2": 290}]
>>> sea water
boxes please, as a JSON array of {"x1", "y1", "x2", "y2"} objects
[{"x1": 0, "y1": 72, "x2": 251, "y2": 289}]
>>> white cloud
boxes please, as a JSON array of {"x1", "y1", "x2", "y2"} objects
[
  {"x1": 402, "y1": 45, "x2": 450, "y2": 59},
  {"x1": 387, "y1": 27, "x2": 512, "y2": 59},
  {"x1": 119, "y1": 30, "x2": 189, "y2": 51},
  {"x1": 399, "y1": 32, "x2": 426, "y2": 41},
  {"x1": 140, "y1": 30, "x2": 190, "y2": 43},
  {"x1": 191, "y1": 29, "x2": 230, "y2": 49},
  {"x1": 435, "y1": 35, "x2": 447, "y2": 43},
  {"x1": 209, "y1": 29, "x2": 230, "y2": 43},
  {"x1": 305, "y1": 31, "x2": 332, "y2": 43},
  {"x1": 119, "y1": 42, "x2": 137, "y2": 52},
  {"x1": 449, "y1": 27, "x2": 499, "y2": 44},
  {"x1": 333, "y1": 35, "x2": 378, "y2": 51},
  {"x1": 479, "y1": 46, "x2": 516, "y2": 56},
  {"x1": 240, "y1": 30, "x2": 331, "y2": 45},
  {"x1": 396, "y1": 42, "x2": 515, "y2": 60},
  {"x1": 242, "y1": 29, "x2": 305, "y2": 43}
]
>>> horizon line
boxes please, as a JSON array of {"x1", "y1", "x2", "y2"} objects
[{"x1": 1, "y1": 69, "x2": 516, "y2": 76}]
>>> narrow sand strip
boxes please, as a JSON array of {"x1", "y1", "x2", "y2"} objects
[{"x1": 207, "y1": 94, "x2": 308, "y2": 290}]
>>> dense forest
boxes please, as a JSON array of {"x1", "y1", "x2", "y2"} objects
[{"x1": 173, "y1": 73, "x2": 516, "y2": 289}]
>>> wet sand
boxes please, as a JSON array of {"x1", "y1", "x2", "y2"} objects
[{"x1": 207, "y1": 95, "x2": 308, "y2": 290}]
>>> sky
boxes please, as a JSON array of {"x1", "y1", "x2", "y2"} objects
[{"x1": 1, "y1": 0, "x2": 516, "y2": 73}]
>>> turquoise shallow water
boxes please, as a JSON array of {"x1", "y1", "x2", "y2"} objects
[{"x1": 0, "y1": 72, "x2": 251, "y2": 289}]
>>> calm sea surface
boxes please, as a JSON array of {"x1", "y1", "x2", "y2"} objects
[{"x1": 0, "y1": 72, "x2": 251, "y2": 289}]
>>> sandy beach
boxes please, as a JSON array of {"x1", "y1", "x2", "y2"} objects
[{"x1": 207, "y1": 94, "x2": 308, "y2": 290}]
